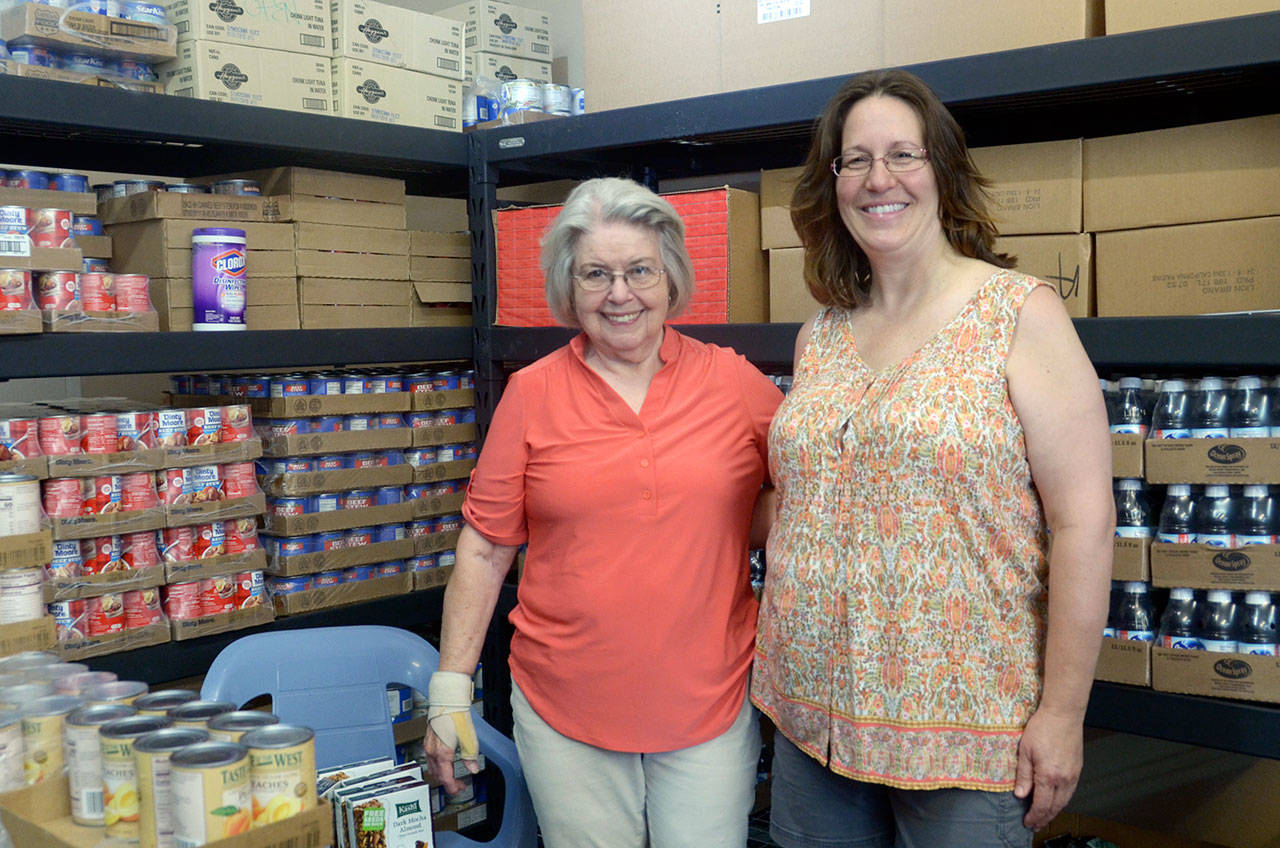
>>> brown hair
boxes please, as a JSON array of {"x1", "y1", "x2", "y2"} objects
[{"x1": 790, "y1": 69, "x2": 1014, "y2": 309}]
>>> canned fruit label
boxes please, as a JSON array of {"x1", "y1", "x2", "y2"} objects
[
  {"x1": 21, "y1": 712, "x2": 67, "y2": 785},
  {"x1": 102, "y1": 737, "x2": 141, "y2": 837},
  {"x1": 172, "y1": 755, "x2": 251, "y2": 842},
  {"x1": 154, "y1": 410, "x2": 188, "y2": 447},
  {"x1": 248, "y1": 742, "x2": 315, "y2": 826}
]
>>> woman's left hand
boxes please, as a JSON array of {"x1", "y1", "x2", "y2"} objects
[{"x1": 1013, "y1": 705, "x2": 1083, "y2": 830}]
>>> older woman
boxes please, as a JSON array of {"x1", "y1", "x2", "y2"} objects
[
  {"x1": 752, "y1": 70, "x2": 1114, "y2": 847},
  {"x1": 425, "y1": 177, "x2": 782, "y2": 847}
]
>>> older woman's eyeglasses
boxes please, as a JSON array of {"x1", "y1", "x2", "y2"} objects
[
  {"x1": 830, "y1": 147, "x2": 929, "y2": 178},
  {"x1": 572, "y1": 265, "x2": 666, "y2": 292}
]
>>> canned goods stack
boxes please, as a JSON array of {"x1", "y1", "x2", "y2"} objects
[{"x1": 0, "y1": 460, "x2": 54, "y2": 657}]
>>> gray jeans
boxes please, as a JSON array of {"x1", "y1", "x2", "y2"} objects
[{"x1": 769, "y1": 734, "x2": 1034, "y2": 848}]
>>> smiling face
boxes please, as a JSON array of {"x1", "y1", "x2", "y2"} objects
[
  {"x1": 572, "y1": 220, "x2": 669, "y2": 365},
  {"x1": 836, "y1": 94, "x2": 944, "y2": 264}
]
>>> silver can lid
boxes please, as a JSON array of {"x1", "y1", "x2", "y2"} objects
[
  {"x1": 171, "y1": 740, "x2": 249, "y2": 769},
  {"x1": 133, "y1": 726, "x2": 212, "y2": 754},
  {"x1": 65, "y1": 703, "x2": 137, "y2": 728},
  {"x1": 240, "y1": 723, "x2": 314, "y2": 750}
]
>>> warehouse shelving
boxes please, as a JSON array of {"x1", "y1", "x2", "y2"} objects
[{"x1": 0, "y1": 10, "x2": 1277, "y2": 757}]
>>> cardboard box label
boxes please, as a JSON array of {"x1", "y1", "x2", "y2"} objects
[
  {"x1": 1151, "y1": 542, "x2": 1280, "y2": 591},
  {"x1": 0, "y1": 531, "x2": 53, "y2": 573},
  {"x1": 168, "y1": 0, "x2": 330, "y2": 56},
  {"x1": 0, "y1": 617, "x2": 56, "y2": 658},
  {"x1": 267, "y1": 537, "x2": 416, "y2": 576},
  {"x1": 331, "y1": 58, "x2": 462, "y2": 131},
  {"x1": 1153, "y1": 646, "x2": 1280, "y2": 703},
  {"x1": 1112, "y1": 536, "x2": 1150, "y2": 582},
  {"x1": 170, "y1": 601, "x2": 273, "y2": 641},
  {"x1": 1110, "y1": 433, "x2": 1143, "y2": 479},
  {"x1": 164, "y1": 40, "x2": 332, "y2": 114},
  {"x1": 996, "y1": 233, "x2": 1094, "y2": 319},
  {"x1": 1145, "y1": 437, "x2": 1280, "y2": 484},
  {"x1": 971, "y1": 139, "x2": 1083, "y2": 235},
  {"x1": 1095, "y1": 636, "x2": 1151, "y2": 686},
  {"x1": 248, "y1": 393, "x2": 409, "y2": 418}
]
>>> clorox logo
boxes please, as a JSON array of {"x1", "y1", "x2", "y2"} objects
[
  {"x1": 359, "y1": 18, "x2": 389, "y2": 42},
  {"x1": 1212, "y1": 551, "x2": 1251, "y2": 572},
  {"x1": 357, "y1": 80, "x2": 386, "y2": 104},
  {"x1": 214, "y1": 63, "x2": 248, "y2": 90},
  {"x1": 211, "y1": 249, "x2": 245, "y2": 276},
  {"x1": 494, "y1": 12, "x2": 517, "y2": 33},
  {"x1": 1207, "y1": 444, "x2": 1246, "y2": 464},
  {"x1": 208, "y1": 0, "x2": 243, "y2": 23},
  {"x1": 1213, "y1": 658, "x2": 1252, "y2": 679}
]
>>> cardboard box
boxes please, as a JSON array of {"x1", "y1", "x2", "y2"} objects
[
  {"x1": 150, "y1": 276, "x2": 298, "y2": 310},
  {"x1": 282, "y1": 197, "x2": 406, "y2": 230},
  {"x1": 58, "y1": 620, "x2": 170, "y2": 661},
  {"x1": 1152, "y1": 645, "x2": 1280, "y2": 703},
  {"x1": 759, "y1": 166, "x2": 802, "y2": 250},
  {"x1": 261, "y1": 464, "x2": 413, "y2": 497},
  {"x1": 410, "y1": 490, "x2": 464, "y2": 518},
  {"x1": 169, "y1": 601, "x2": 273, "y2": 641},
  {"x1": 98, "y1": 192, "x2": 289, "y2": 225},
  {"x1": 410, "y1": 424, "x2": 476, "y2": 449},
  {"x1": 296, "y1": 250, "x2": 410, "y2": 278},
  {"x1": 165, "y1": 0, "x2": 329, "y2": 56},
  {"x1": 996, "y1": 233, "x2": 1093, "y2": 318},
  {"x1": 160, "y1": 438, "x2": 262, "y2": 469},
  {"x1": 0, "y1": 456, "x2": 46, "y2": 480},
  {"x1": 411, "y1": 230, "x2": 468, "y2": 257},
  {"x1": 42, "y1": 450, "x2": 165, "y2": 479},
  {"x1": 263, "y1": 428, "x2": 412, "y2": 458},
  {"x1": 1083, "y1": 115, "x2": 1280, "y2": 232},
  {"x1": 262, "y1": 501, "x2": 413, "y2": 536},
  {"x1": 72, "y1": 234, "x2": 111, "y2": 259},
  {"x1": 767, "y1": 247, "x2": 818, "y2": 324},
  {"x1": 1095, "y1": 637, "x2": 1151, "y2": 686},
  {"x1": 415, "y1": 528, "x2": 460, "y2": 555},
  {"x1": 331, "y1": 59, "x2": 463, "y2": 131},
  {"x1": 0, "y1": 617, "x2": 56, "y2": 657},
  {"x1": 413, "y1": 281, "x2": 470, "y2": 301},
  {"x1": 298, "y1": 278, "x2": 410, "y2": 305},
  {"x1": 42, "y1": 309, "x2": 160, "y2": 334},
  {"x1": 107, "y1": 219, "x2": 295, "y2": 278},
  {"x1": 50, "y1": 506, "x2": 165, "y2": 542},
  {"x1": 295, "y1": 221, "x2": 408, "y2": 256},
  {"x1": 413, "y1": 564, "x2": 453, "y2": 591},
  {"x1": 164, "y1": 547, "x2": 268, "y2": 584},
  {"x1": 410, "y1": 458, "x2": 475, "y2": 483},
  {"x1": 1104, "y1": 0, "x2": 1280, "y2": 34},
  {"x1": 468, "y1": 50, "x2": 550, "y2": 83},
  {"x1": 331, "y1": 0, "x2": 464, "y2": 79},
  {"x1": 440, "y1": 0, "x2": 552, "y2": 62},
  {"x1": 267, "y1": 537, "x2": 416, "y2": 576},
  {"x1": 407, "y1": 197, "x2": 467, "y2": 232},
  {"x1": 217, "y1": 167, "x2": 406, "y2": 205},
  {"x1": 412, "y1": 257, "x2": 469, "y2": 282},
  {"x1": 496, "y1": 187, "x2": 765, "y2": 326},
  {"x1": 1151, "y1": 543, "x2": 1280, "y2": 591},
  {"x1": 0, "y1": 530, "x2": 53, "y2": 573},
  {"x1": 1, "y1": 2, "x2": 177, "y2": 61},
  {"x1": 0, "y1": 246, "x2": 82, "y2": 272},
  {"x1": 0, "y1": 775, "x2": 333, "y2": 848},
  {"x1": 44, "y1": 565, "x2": 165, "y2": 603},
  {"x1": 1095, "y1": 217, "x2": 1280, "y2": 317},
  {"x1": 0, "y1": 57, "x2": 164, "y2": 92},
  {"x1": 160, "y1": 304, "x2": 300, "y2": 331},
  {"x1": 1145, "y1": 437, "x2": 1280, "y2": 484},
  {"x1": 166, "y1": 492, "x2": 266, "y2": 528},
  {"x1": 410, "y1": 389, "x2": 475, "y2": 411},
  {"x1": 0, "y1": 187, "x2": 96, "y2": 216},
  {"x1": 0, "y1": 310, "x2": 39, "y2": 335},
  {"x1": 411, "y1": 301, "x2": 471, "y2": 327},
  {"x1": 882, "y1": 0, "x2": 1101, "y2": 67},
  {"x1": 299, "y1": 304, "x2": 405, "y2": 329},
  {"x1": 970, "y1": 139, "x2": 1083, "y2": 235},
  {"x1": 272, "y1": 570, "x2": 412, "y2": 616},
  {"x1": 163, "y1": 40, "x2": 332, "y2": 115},
  {"x1": 249, "y1": 392, "x2": 410, "y2": 418},
  {"x1": 1111, "y1": 433, "x2": 1143, "y2": 479},
  {"x1": 1113, "y1": 537, "x2": 1150, "y2": 582}
]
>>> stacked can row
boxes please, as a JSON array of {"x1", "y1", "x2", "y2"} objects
[
  {"x1": 260, "y1": 407, "x2": 477, "y2": 438},
  {"x1": 2, "y1": 270, "x2": 155, "y2": 314},
  {"x1": 94, "y1": 179, "x2": 260, "y2": 202},
  {"x1": 172, "y1": 367, "x2": 475, "y2": 398},
  {"x1": 0, "y1": 402, "x2": 254, "y2": 460}
]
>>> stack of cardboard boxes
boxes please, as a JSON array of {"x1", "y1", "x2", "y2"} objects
[{"x1": 442, "y1": 0, "x2": 554, "y2": 86}]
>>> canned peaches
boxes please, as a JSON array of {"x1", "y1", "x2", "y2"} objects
[
  {"x1": 185, "y1": 407, "x2": 222, "y2": 446},
  {"x1": 220, "y1": 405, "x2": 253, "y2": 442},
  {"x1": 170, "y1": 741, "x2": 252, "y2": 843},
  {"x1": 200, "y1": 576, "x2": 235, "y2": 615},
  {"x1": 115, "y1": 411, "x2": 154, "y2": 450},
  {"x1": 113, "y1": 274, "x2": 151, "y2": 312},
  {"x1": 162, "y1": 582, "x2": 202, "y2": 620},
  {"x1": 123, "y1": 588, "x2": 163, "y2": 628},
  {"x1": 80, "y1": 272, "x2": 115, "y2": 311},
  {"x1": 120, "y1": 472, "x2": 159, "y2": 510},
  {"x1": 35, "y1": 271, "x2": 79, "y2": 311},
  {"x1": 100, "y1": 715, "x2": 174, "y2": 840},
  {"x1": 0, "y1": 269, "x2": 32, "y2": 311},
  {"x1": 221, "y1": 462, "x2": 257, "y2": 499},
  {"x1": 38, "y1": 414, "x2": 82, "y2": 455},
  {"x1": 42, "y1": 478, "x2": 83, "y2": 518},
  {"x1": 64, "y1": 702, "x2": 137, "y2": 826},
  {"x1": 134, "y1": 726, "x2": 211, "y2": 848},
  {"x1": 242, "y1": 724, "x2": 315, "y2": 828},
  {"x1": 21, "y1": 694, "x2": 84, "y2": 785},
  {"x1": 120, "y1": 531, "x2": 159, "y2": 569}
]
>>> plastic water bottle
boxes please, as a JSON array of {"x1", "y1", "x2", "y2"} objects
[
  {"x1": 1237, "y1": 485, "x2": 1276, "y2": 545},
  {"x1": 1102, "y1": 581, "x2": 1120, "y2": 638},
  {"x1": 1113, "y1": 478, "x2": 1153, "y2": 538},
  {"x1": 1191, "y1": 376, "x2": 1230, "y2": 438},
  {"x1": 1150, "y1": 378, "x2": 1191, "y2": 439},
  {"x1": 1198, "y1": 589, "x2": 1239, "y2": 653},
  {"x1": 1158, "y1": 587, "x2": 1204, "y2": 650},
  {"x1": 1156, "y1": 484, "x2": 1196, "y2": 544},
  {"x1": 1111, "y1": 581, "x2": 1156, "y2": 641},
  {"x1": 1239, "y1": 591, "x2": 1278, "y2": 656},
  {"x1": 1230, "y1": 375, "x2": 1272, "y2": 437},
  {"x1": 1194, "y1": 485, "x2": 1236, "y2": 547},
  {"x1": 1099, "y1": 379, "x2": 1116, "y2": 428},
  {"x1": 1110, "y1": 377, "x2": 1148, "y2": 436}
]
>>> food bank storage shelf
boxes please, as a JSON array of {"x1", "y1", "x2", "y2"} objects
[
  {"x1": 0, "y1": 75, "x2": 468, "y2": 193},
  {"x1": 0, "y1": 327, "x2": 472, "y2": 378}
]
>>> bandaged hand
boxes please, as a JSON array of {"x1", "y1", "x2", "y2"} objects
[{"x1": 427, "y1": 671, "x2": 481, "y2": 772}]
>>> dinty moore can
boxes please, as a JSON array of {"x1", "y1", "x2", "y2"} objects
[{"x1": 191, "y1": 228, "x2": 247, "y2": 331}]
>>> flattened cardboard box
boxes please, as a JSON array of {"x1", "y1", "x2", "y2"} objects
[
  {"x1": 295, "y1": 252, "x2": 410, "y2": 279},
  {"x1": 0, "y1": 187, "x2": 95, "y2": 216},
  {"x1": 98, "y1": 192, "x2": 289, "y2": 225},
  {"x1": 44, "y1": 565, "x2": 165, "y2": 603},
  {"x1": 970, "y1": 139, "x2": 1083, "y2": 235},
  {"x1": 1095, "y1": 217, "x2": 1280, "y2": 318},
  {"x1": 410, "y1": 389, "x2": 475, "y2": 411},
  {"x1": 264, "y1": 427, "x2": 413, "y2": 458},
  {"x1": 1153, "y1": 646, "x2": 1280, "y2": 704},
  {"x1": 299, "y1": 278, "x2": 409, "y2": 305},
  {"x1": 300, "y1": 304, "x2": 408, "y2": 330},
  {"x1": 250, "y1": 392, "x2": 410, "y2": 418},
  {"x1": 283, "y1": 196, "x2": 406, "y2": 230},
  {"x1": 1095, "y1": 637, "x2": 1151, "y2": 686},
  {"x1": 151, "y1": 277, "x2": 298, "y2": 311},
  {"x1": 58, "y1": 621, "x2": 170, "y2": 661},
  {"x1": 50, "y1": 506, "x2": 165, "y2": 542},
  {"x1": 165, "y1": 547, "x2": 269, "y2": 584},
  {"x1": 262, "y1": 501, "x2": 413, "y2": 536},
  {"x1": 169, "y1": 601, "x2": 274, "y2": 641},
  {"x1": 166, "y1": 0, "x2": 329, "y2": 56},
  {"x1": 1151, "y1": 543, "x2": 1280, "y2": 591},
  {"x1": 0, "y1": 530, "x2": 53, "y2": 573},
  {"x1": 272, "y1": 571, "x2": 412, "y2": 616},
  {"x1": 261, "y1": 464, "x2": 413, "y2": 497},
  {"x1": 412, "y1": 303, "x2": 471, "y2": 327},
  {"x1": 410, "y1": 231, "x2": 469, "y2": 257},
  {"x1": 1104, "y1": 0, "x2": 1280, "y2": 34},
  {"x1": 199, "y1": 166, "x2": 405, "y2": 205},
  {"x1": 0, "y1": 616, "x2": 56, "y2": 658},
  {"x1": 1145, "y1": 437, "x2": 1280, "y2": 484},
  {"x1": 413, "y1": 281, "x2": 470, "y2": 301},
  {"x1": 411, "y1": 256, "x2": 469, "y2": 282},
  {"x1": 162, "y1": 40, "x2": 331, "y2": 115},
  {"x1": 1083, "y1": 115, "x2": 1280, "y2": 232},
  {"x1": 267, "y1": 538, "x2": 416, "y2": 576},
  {"x1": 107, "y1": 218, "x2": 295, "y2": 278},
  {"x1": 995, "y1": 233, "x2": 1093, "y2": 319}
]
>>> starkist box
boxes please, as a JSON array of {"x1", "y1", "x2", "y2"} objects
[
  {"x1": 163, "y1": 41, "x2": 332, "y2": 115},
  {"x1": 330, "y1": 0, "x2": 464, "y2": 80},
  {"x1": 1094, "y1": 217, "x2": 1280, "y2": 317},
  {"x1": 1083, "y1": 115, "x2": 1280, "y2": 232},
  {"x1": 331, "y1": 58, "x2": 462, "y2": 131},
  {"x1": 164, "y1": 0, "x2": 329, "y2": 56}
]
